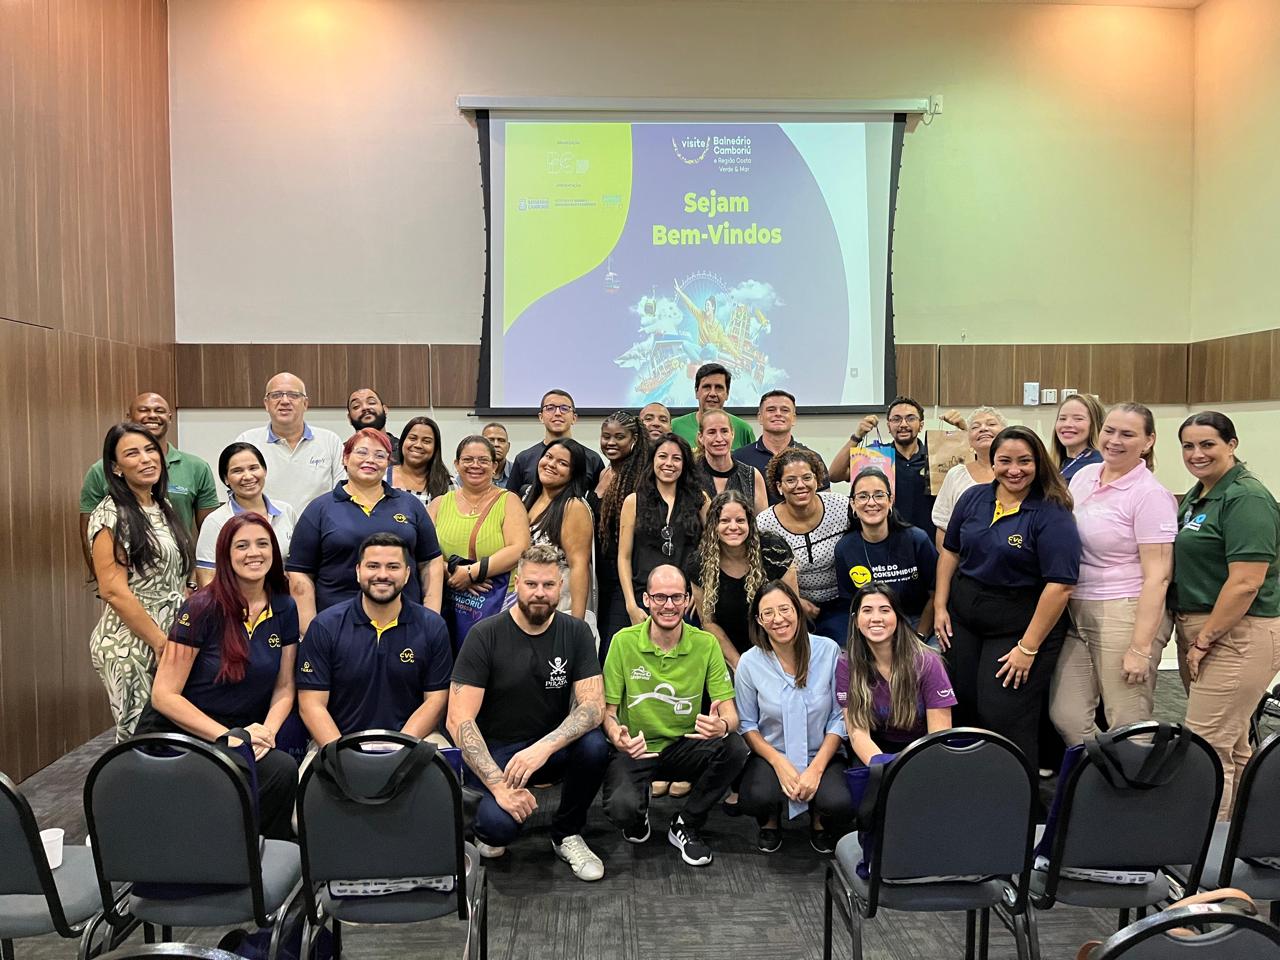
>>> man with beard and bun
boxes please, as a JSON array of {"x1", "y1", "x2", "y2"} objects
[
  {"x1": 448, "y1": 544, "x2": 608, "y2": 881},
  {"x1": 346, "y1": 387, "x2": 399, "y2": 461},
  {"x1": 296, "y1": 533, "x2": 451, "y2": 745}
]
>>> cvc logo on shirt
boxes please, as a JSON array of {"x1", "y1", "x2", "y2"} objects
[
  {"x1": 547, "y1": 657, "x2": 568, "y2": 689},
  {"x1": 399, "y1": 649, "x2": 415, "y2": 663},
  {"x1": 267, "y1": 633, "x2": 281, "y2": 648},
  {"x1": 1007, "y1": 534, "x2": 1023, "y2": 549},
  {"x1": 393, "y1": 513, "x2": 409, "y2": 524}
]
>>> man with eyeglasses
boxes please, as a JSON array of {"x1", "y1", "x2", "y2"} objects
[
  {"x1": 830, "y1": 395, "x2": 951, "y2": 539},
  {"x1": 236, "y1": 372, "x2": 345, "y2": 510},
  {"x1": 732, "y1": 389, "x2": 830, "y2": 505},
  {"x1": 601, "y1": 564, "x2": 748, "y2": 867},
  {"x1": 504, "y1": 389, "x2": 604, "y2": 495}
]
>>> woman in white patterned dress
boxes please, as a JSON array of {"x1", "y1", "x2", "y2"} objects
[{"x1": 89, "y1": 422, "x2": 195, "y2": 741}]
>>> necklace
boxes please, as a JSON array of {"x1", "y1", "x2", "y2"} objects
[{"x1": 455, "y1": 486, "x2": 496, "y2": 518}]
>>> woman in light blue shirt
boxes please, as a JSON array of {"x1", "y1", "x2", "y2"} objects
[{"x1": 735, "y1": 579, "x2": 852, "y2": 855}]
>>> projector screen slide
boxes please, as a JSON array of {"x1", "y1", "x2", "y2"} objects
[{"x1": 482, "y1": 114, "x2": 904, "y2": 412}]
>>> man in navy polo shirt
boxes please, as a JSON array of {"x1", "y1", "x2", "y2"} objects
[
  {"x1": 732, "y1": 389, "x2": 829, "y2": 505},
  {"x1": 297, "y1": 533, "x2": 452, "y2": 745}
]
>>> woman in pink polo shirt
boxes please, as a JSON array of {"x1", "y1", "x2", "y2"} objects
[{"x1": 1049, "y1": 403, "x2": 1178, "y2": 745}]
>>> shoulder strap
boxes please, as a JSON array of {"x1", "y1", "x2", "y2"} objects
[
  {"x1": 1085, "y1": 723, "x2": 1190, "y2": 791},
  {"x1": 313, "y1": 739, "x2": 437, "y2": 806},
  {"x1": 468, "y1": 491, "x2": 505, "y2": 558}
]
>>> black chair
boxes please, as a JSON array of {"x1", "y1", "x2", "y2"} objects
[
  {"x1": 296, "y1": 731, "x2": 487, "y2": 960},
  {"x1": 1174, "y1": 729, "x2": 1280, "y2": 925},
  {"x1": 83, "y1": 734, "x2": 302, "y2": 955},
  {"x1": 1250, "y1": 684, "x2": 1280, "y2": 749},
  {"x1": 1026, "y1": 722, "x2": 1222, "y2": 950},
  {"x1": 823, "y1": 729, "x2": 1039, "y2": 960},
  {"x1": 0, "y1": 772, "x2": 108, "y2": 960},
  {"x1": 1088, "y1": 902, "x2": 1280, "y2": 958}
]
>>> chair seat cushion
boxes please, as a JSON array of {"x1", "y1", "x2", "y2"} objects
[
  {"x1": 128, "y1": 840, "x2": 301, "y2": 926},
  {"x1": 1029, "y1": 868, "x2": 1169, "y2": 908},
  {"x1": 321, "y1": 844, "x2": 480, "y2": 924},
  {"x1": 0, "y1": 847, "x2": 102, "y2": 939},
  {"x1": 834, "y1": 834, "x2": 1012, "y2": 912},
  {"x1": 1176, "y1": 821, "x2": 1280, "y2": 899}
]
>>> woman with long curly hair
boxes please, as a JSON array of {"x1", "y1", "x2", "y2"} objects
[
  {"x1": 523, "y1": 437, "x2": 594, "y2": 625},
  {"x1": 695, "y1": 490, "x2": 797, "y2": 670},
  {"x1": 593, "y1": 411, "x2": 648, "y2": 657},
  {"x1": 618, "y1": 432, "x2": 708, "y2": 626}
]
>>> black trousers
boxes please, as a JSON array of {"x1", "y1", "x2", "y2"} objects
[
  {"x1": 736, "y1": 754, "x2": 854, "y2": 824},
  {"x1": 945, "y1": 575, "x2": 1067, "y2": 774},
  {"x1": 602, "y1": 734, "x2": 749, "y2": 829}
]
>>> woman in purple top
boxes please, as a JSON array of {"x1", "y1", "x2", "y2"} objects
[{"x1": 837, "y1": 583, "x2": 956, "y2": 763}]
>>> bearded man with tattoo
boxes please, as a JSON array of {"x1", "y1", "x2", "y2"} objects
[{"x1": 447, "y1": 543, "x2": 609, "y2": 881}]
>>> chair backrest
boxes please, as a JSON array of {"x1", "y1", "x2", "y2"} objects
[
  {"x1": 865, "y1": 728, "x2": 1037, "y2": 911},
  {"x1": 297, "y1": 731, "x2": 465, "y2": 920},
  {"x1": 0, "y1": 771, "x2": 50, "y2": 897},
  {"x1": 1221, "y1": 729, "x2": 1280, "y2": 882},
  {"x1": 83, "y1": 734, "x2": 266, "y2": 921},
  {"x1": 1091, "y1": 903, "x2": 1280, "y2": 959},
  {"x1": 1042, "y1": 722, "x2": 1220, "y2": 902}
]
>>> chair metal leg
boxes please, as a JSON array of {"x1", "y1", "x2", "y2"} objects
[
  {"x1": 964, "y1": 911, "x2": 976, "y2": 960},
  {"x1": 1271, "y1": 899, "x2": 1279, "y2": 927},
  {"x1": 3, "y1": 938, "x2": 15, "y2": 960},
  {"x1": 479, "y1": 873, "x2": 488, "y2": 960},
  {"x1": 1023, "y1": 908, "x2": 1043, "y2": 960},
  {"x1": 849, "y1": 904, "x2": 864, "y2": 960},
  {"x1": 1117, "y1": 909, "x2": 1130, "y2": 930},
  {"x1": 142, "y1": 924, "x2": 156, "y2": 944},
  {"x1": 331, "y1": 919, "x2": 342, "y2": 960},
  {"x1": 823, "y1": 871, "x2": 834, "y2": 960},
  {"x1": 160, "y1": 926, "x2": 172, "y2": 942},
  {"x1": 978, "y1": 908, "x2": 991, "y2": 960}
]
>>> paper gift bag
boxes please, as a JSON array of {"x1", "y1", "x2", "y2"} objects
[
  {"x1": 927, "y1": 429, "x2": 974, "y2": 495},
  {"x1": 848, "y1": 442, "x2": 896, "y2": 491}
]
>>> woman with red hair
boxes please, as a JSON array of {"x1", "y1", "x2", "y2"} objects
[
  {"x1": 287, "y1": 428, "x2": 445, "y2": 632},
  {"x1": 140, "y1": 512, "x2": 299, "y2": 838}
]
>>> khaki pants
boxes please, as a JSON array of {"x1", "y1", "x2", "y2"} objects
[
  {"x1": 1177, "y1": 612, "x2": 1280, "y2": 819},
  {"x1": 1049, "y1": 597, "x2": 1171, "y2": 748}
]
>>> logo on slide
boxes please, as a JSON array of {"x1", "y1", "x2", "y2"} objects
[{"x1": 671, "y1": 134, "x2": 709, "y2": 165}]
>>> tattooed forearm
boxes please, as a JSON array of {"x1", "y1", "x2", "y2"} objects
[
  {"x1": 537, "y1": 676, "x2": 604, "y2": 751},
  {"x1": 457, "y1": 719, "x2": 504, "y2": 785}
]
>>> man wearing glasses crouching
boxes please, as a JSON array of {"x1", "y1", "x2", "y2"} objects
[{"x1": 601, "y1": 564, "x2": 748, "y2": 866}]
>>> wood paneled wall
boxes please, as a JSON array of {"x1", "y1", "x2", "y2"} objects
[
  {"x1": 0, "y1": 0, "x2": 175, "y2": 780},
  {"x1": 1188, "y1": 329, "x2": 1280, "y2": 404}
]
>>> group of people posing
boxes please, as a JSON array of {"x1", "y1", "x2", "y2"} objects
[{"x1": 77, "y1": 361, "x2": 1280, "y2": 879}]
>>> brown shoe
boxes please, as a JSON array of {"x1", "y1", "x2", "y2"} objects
[
  {"x1": 669, "y1": 781, "x2": 692, "y2": 798},
  {"x1": 651, "y1": 780, "x2": 670, "y2": 797}
]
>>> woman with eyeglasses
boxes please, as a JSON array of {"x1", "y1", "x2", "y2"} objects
[
  {"x1": 287, "y1": 428, "x2": 445, "y2": 633},
  {"x1": 736, "y1": 580, "x2": 851, "y2": 854},
  {"x1": 428, "y1": 435, "x2": 532, "y2": 629},
  {"x1": 834, "y1": 469, "x2": 938, "y2": 636},
  {"x1": 390, "y1": 416, "x2": 454, "y2": 507},
  {"x1": 618, "y1": 432, "x2": 709, "y2": 627},
  {"x1": 593, "y1": 411, "x2": 649, "y2": 658},
  {"x1": 695, "y1": 490, "x2": 798, "y2": 671},
  {"x1": 758, "y1": 449, "x2": 850, "y2": 643},
  {"x1": 195, "y1": 442, "x2": 298, "y2": 588}
]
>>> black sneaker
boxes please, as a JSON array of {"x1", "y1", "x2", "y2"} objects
[
  {"x1": 757, "y1": 826, "x2": 782, "y2": 854},
  {"x1": 809, "y1": 827, "x2": 837, "y2": 855},
  {"x1": 668, "y1": 814, "x2": 713, "y2": 866},
  {"x1": 623, "y1": 811, "x2": 651, "y2": 844}
]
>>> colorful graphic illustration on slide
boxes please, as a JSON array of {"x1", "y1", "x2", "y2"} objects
[{"x1": 493, "y1": 120, "x2": 881, "y2": 408}]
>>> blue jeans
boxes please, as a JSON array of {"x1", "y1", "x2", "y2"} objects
[{"x1": 465, "y1": 729, "x2": 610, "y2": 845}]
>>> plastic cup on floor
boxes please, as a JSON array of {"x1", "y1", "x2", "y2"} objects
[{"x1": 40, "y1": 828, "x2": 64, "y2": 869}]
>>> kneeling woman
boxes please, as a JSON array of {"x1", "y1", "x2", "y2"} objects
[
  {"x1": 140, "y1": 513, "x2": 299, "y2": 839},
  {"x1": 735, "y1": 580, "x2": 852, "y2": 854},
  {"x1": 838, "y1": 584, "x2": 956, "y2": 765}
]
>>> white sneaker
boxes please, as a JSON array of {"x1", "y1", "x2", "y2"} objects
[
  {"x1": 552, "y1": 835, "x2": 605, "y2": 882},
  {"x1": 475, "y1": 840, "x2": 507, "y2": 859}
]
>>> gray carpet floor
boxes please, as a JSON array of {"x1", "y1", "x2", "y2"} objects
[{"x1": 9, "y1": 674, "x2": 1258, "y2": 960}]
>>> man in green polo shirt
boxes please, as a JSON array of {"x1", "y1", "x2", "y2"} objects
[
  {"x1": 669, "y1": 362, "x2": 756, "y2": 452},
  {"x1": 79, "y1": 392, "x2": 219, "y2": 576},
  {"x1": 601, "y1": 564, "x2": 748, "y2": 867}
]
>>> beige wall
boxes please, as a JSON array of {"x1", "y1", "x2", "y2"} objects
[
  {"x1": 1191, "y1": 0, "x2": 1280, "y2": 340},
  {"x1": 168, "y1": 0, "x2": 1195, "y2": 345}
]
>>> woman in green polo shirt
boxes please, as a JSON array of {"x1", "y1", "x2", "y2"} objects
[{"x1": 1173, "y1": 411, "x2": 1280, "y2": 818}]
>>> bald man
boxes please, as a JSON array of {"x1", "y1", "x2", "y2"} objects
[
  {"x1": 79, "y1": 392, "x2": 219, "y2": 576},
  {"x1": 235, "y1": 372, "x2": 345, "y2": 510}
]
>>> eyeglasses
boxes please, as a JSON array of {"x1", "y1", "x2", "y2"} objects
[
  {"x1": 458, "y1": 456, "x2": 493, "y2": 467},
  {"x1": 542, "y1": 403, "x2": 574, "y2": 414},
  {"x1": 758, "y1": 605, "x2": 795, "y2": 622},
  {"x1": 780, "y1": 475, "x2": 815, "y2": 488},
  {"x1": 266, "y1": 390, "x2": 305, "y2": 402},
  {"x1": 852, "y1": 491, "x2": 890, "y2": 504},
  {"x1": 660, "y1": 524, "x2": 674, "y2": 557},
  {"x1": 646, "y1": 593, "x2": 688, "y2": 608},
  {"x1": 887, "y1": 415, "x2": 920, "y2": 425},
  {"x1": 350, "y1": 447, "x2": 390, "y2": 464}
]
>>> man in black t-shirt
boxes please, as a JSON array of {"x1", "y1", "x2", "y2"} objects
[
  {"x1": 448, "y1": 544, "x2": 609, "y2": 880},
  {"x1": 503, "y1": 388, "x2": 605, "y2": 494}
]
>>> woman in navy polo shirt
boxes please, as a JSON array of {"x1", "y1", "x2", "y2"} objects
[
  {"x1": 934, "y1": 425, "x2": 1081, "y2": 775},
  {"x1": 141, "y1": 513, "x2": 299, "y2": 839},
  {"x1": 288, "y1": 428, "x2": 445, "y2": 632}
]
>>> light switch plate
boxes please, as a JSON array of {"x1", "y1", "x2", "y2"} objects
[
  {"x1": 1062, "y1": 387, "x2": 1078, "y2": 398},
  {"x1": 1041, "y1": 388, "x2": 1058, "y2": 404},
  {"x1": 1023, "y1": 382, "x2": 1040, "y2": 405}
]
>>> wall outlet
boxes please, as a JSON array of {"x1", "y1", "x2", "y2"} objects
[
  {"x1": 929, "y1": 94, "x2": 944, "y2": 116},
  {"x1": 1062, "y1": 387, "x2": 1078, "y2": 398},
  {"x1": 1023, "y1": 382, "x2": 1040, "y2": 405},
  {"x1": 1041, "y1": 388, "x2": 1058, "y2": 404}
]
